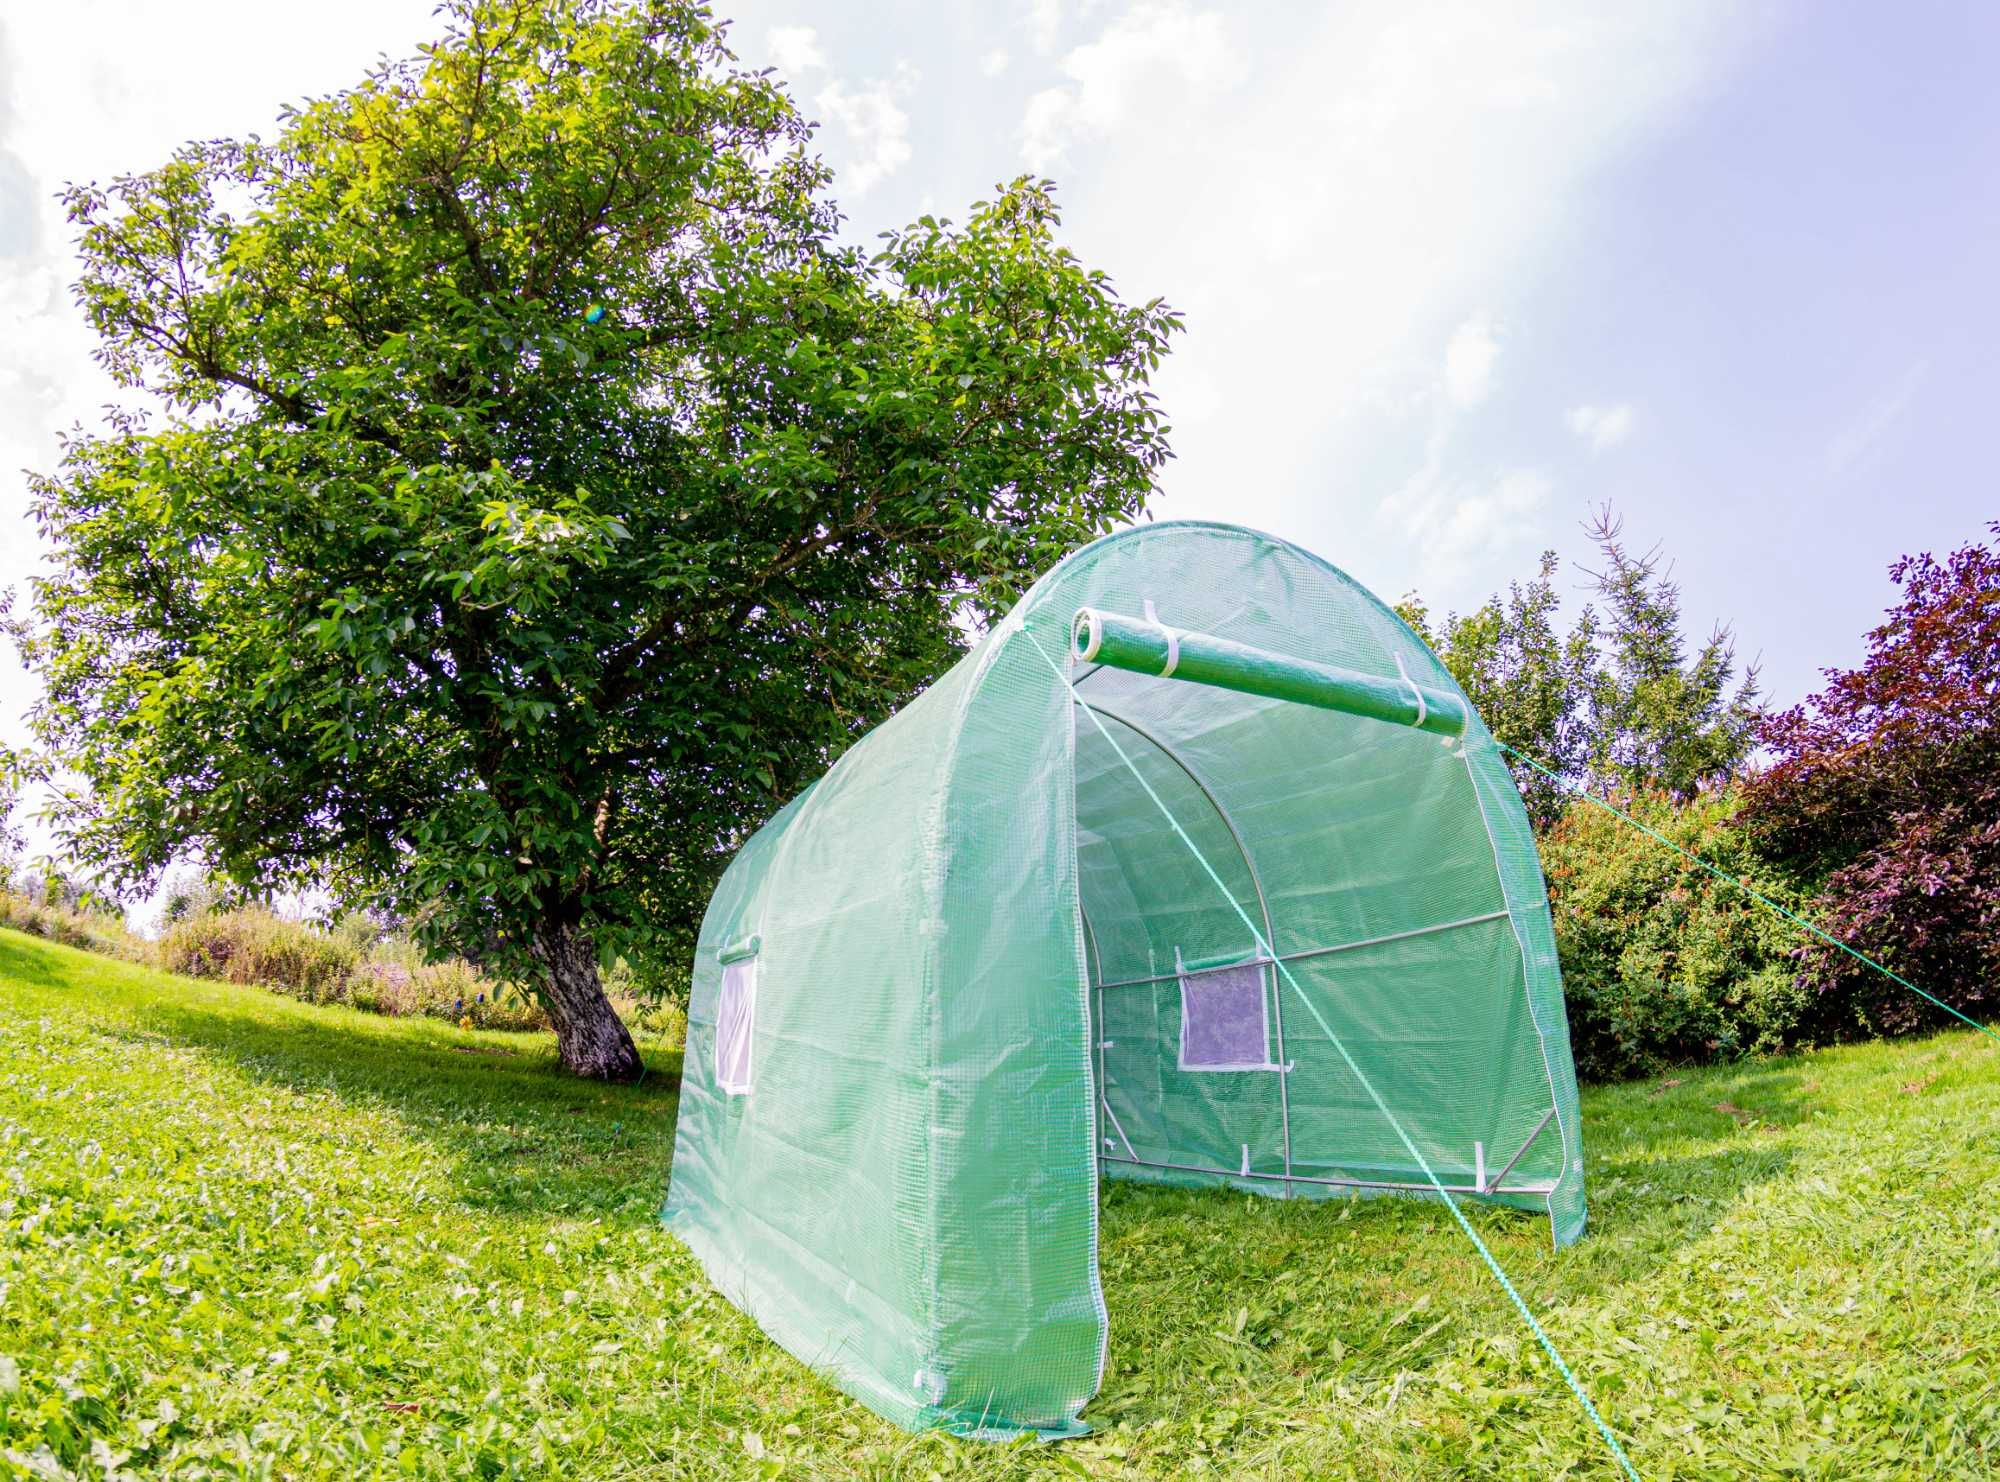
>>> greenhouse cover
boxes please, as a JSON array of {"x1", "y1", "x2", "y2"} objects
[{"x1": 665, "y1": 521, "x2": 1586, "y2": 1437}]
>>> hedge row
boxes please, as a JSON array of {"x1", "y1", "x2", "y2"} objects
[{"x1": 157, "y1": 907, "x2": 549, "y2": 1031}]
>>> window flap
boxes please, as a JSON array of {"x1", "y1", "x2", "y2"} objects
[
  {"x1": 1177, "y1": 951, "x2": 1276, "y2": 1072},
  {"x1": 716, "y1": 956, "x2": 757, "y2": 1095}
]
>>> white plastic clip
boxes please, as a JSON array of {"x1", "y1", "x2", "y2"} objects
[
  {"x1": 1240, "y1": 1143, "x2": 1251, "y2": 1177},
  {"x1": 1394, "y1": 653, "x2": 1427, "y2": 728},
  {"x1": 1143, "y1": 598, "x2": 1181, "y2": 679}
]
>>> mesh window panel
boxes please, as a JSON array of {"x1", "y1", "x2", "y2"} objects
[
  {"x1": 1177, "y1": 961, "x2": 1272, "y2": 1071},
  {"x1": 715, "y1": 957, "x2": 756, "y2": 1095}
]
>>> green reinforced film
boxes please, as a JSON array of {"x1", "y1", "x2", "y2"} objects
[
  {"x1": 664, "y1": 521, "x2": 1588, "y2": 1440},
  {"x1": 1074, "y1": 606, "x2": 1470, "y2": 738}
]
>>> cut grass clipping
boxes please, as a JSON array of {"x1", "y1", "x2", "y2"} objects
[{"x1": 0, "y1": 929, "x2": 1995, "y2": 1477}]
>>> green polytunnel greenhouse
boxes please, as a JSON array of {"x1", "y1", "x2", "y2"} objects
[{"x1": 663, "y1": 521, "x2": 1587, "y2": 1438}]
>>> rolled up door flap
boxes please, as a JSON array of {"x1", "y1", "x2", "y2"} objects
[{"x1": 1071, "y1": 607, "x2": 1469, "y2": 739}]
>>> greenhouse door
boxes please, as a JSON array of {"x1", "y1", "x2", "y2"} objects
[{"x1": 1072, "y1": 698, "x2": 1295, "y2": 1193}]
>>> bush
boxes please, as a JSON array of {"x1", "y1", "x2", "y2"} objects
[
  {"x1": 603, "y1": 955, "x2": 686, "y2": 1042},
  {"x1": 0, "y1": 891, "x2": 672, "y2": 1046},
  {"x1": 154, "y1": 907, "x2": 560, "y2": 1029},
  {"x1": 1742, "y1": 521, "x2": 2000, "y2": 1035},
  {"x1": 155, "y1": 867, "x2": 221, "y2": 926},
  {"x1": 1542, "y1": 787, "x2": 1814, "y2": 1080},
  {"x1": 618, "y1": 993, "x2": 686, "y2": 1045},
  {"x1": 354, "y1": 958, "x2": 550, "y2": 1033},
  {"x1": 159, "y1": 908, "x2": 361, "y2": 1004},
  {"x1": 0, "y1": 892, "x2": 150, "y2": 963}
]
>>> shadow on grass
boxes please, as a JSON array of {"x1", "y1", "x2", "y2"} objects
[
  {"x1": 10, "y1": 918, "x2": 1805, "y2": 1258},
  {"x1": 0, "y1": 933, "x2": 685, "y2": 1228},
  {"x1": 1, "y1": 930, "x2": 1827, "y2": 1409}
]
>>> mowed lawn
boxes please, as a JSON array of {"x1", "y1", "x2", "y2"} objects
[{"x1": 0, "y1": 930, "x2": 1994, "y2": 1479}]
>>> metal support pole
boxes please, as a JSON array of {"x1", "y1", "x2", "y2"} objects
[
  {"x1": 1078, "y1": 698, "x2": 1293, "y2": 1195},
  {"x1": 1482, "y1": 1105, "x2": 1557, "y2": 1195},
  {"x1": 1101, "y1": 1153, "x2": 1555, "y2": 1198},
  {"x1": 1082, "y1": 903, "x2": 1109, "y2": 1169},
  {"x1": 1092, "y1": 909, "x2": 1512, "y2": 991}
]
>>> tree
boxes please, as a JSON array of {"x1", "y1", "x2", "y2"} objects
[
  {"x1": 1742, "y1": 522, "x2": 2000, "y2": 1034},
  {"x1": 1580, "y1": 506, "x2": 1761, "y2": 798},
  {"x1": 1397, "y1": 552, "x2": 1599, "y2": 829},
  {"x1": 23, "y1": 0, "x2": 1181, "y2": 1079},
  {"x1": 1396, "y1": 507, "x2": 1757, "y2": 822}
]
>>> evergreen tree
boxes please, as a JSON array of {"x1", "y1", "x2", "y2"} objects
[
  {"x1": 1580, "y1": 506, "x2": 1761, "y2": 798},
  {"x1": 1400, "y1": 507, "x2": 1760, "y2": 825},
  {"x1": 1397, "y1": 552, "x2": 1597, "y2": 829}
]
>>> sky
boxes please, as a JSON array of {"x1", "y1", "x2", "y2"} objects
[{"x1": 0, "y1": 1, "x2": 1995, "y2": 847}]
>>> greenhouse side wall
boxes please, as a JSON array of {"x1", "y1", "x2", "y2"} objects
[{"x1": 663, "y1": 658, "x2": 980, "y2": 1428}]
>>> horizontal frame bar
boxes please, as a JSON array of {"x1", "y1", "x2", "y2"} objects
[
  {"x1": 1093, "y1": 908, "x2": 1512, "y2": 991},
  {"x1": 1101, "y1": 1153, "x2": 1554, "y2": 1199}
]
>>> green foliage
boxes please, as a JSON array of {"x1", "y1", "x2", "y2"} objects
[
  {"x1": 0, "y1": 879, "x2": 635, "y2": 1037},
  {"x1": 156, "y1": 906, "x2": 549, "y2": 1031},
  {"x1": 357, "y1": 957, "x2": 548, "y2": 1033},
  {"x1": 1542, "y1": 787, "x2": 1814, "y2": 1080},
  {"x1": 25, "y1": 0, "x2": 1180, "y2": 1075},
  {"x1": 0, "y1": 929, "x2": 1994, "y2": 1477},
  {"x1": 0, "y1": 891, "x2": 149, "y2": 962},
  {"x1": 1398, "y1": 510, "x2": 1760, "y2": 815},
  {"x1": 1397, "y1": 552, "x2": 1597, "y2": 829},
  {"x1": 155, "y1": 867, "x2": 221, "y2": 927},
  {"x1": 159, "y1": 907, "x2": 363, "y2": 1004},
  {"x1": 1580, "y1": 506, "x2": 1761, "y2": 798}
]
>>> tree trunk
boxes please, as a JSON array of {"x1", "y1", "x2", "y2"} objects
[{"x1": 530, "y1": 919, "x2": 645, "y2": 1082}]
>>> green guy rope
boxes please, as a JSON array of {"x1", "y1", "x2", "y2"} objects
[
  {"x1": 1028, "y1": 630, "x2": 1644, "y2": 1482},
  {"x1": 1493, "y1": 741, "x2": 2000, "y2": 1049}
]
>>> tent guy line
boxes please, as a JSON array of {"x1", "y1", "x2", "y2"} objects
[
  {"x1": 1493, "y1": 742, "x2": 2000, "y2": 1049},
  {"x1": 1025, "y1": 627, "x2": 1646, "y2": 1482}
]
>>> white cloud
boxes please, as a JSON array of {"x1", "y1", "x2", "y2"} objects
[
  {"x1": 766, "y1": 28, "x2": 916, "y2": 197},
  {"x1": 1824, "y1": 361, "x2": 1927, "y2": 477},
  {"x1": 816, "y1": 70, "x2": 916, "y2": 195},
  {"x1": 1379, "y1": 450, "x2": 1554, "y2": 585},
  {"x1": 1020, "y1": 88, "x2": 1075, "y2": 175},
  {"x1": 1019, "y1": 3, "x2": 1247, "y2": 173},
  {"x1": 1566, "y1": 401, "x2": 1635, "y2": 451},
  {"x1": 0, "y1": 0, "x2": 1778, "y2": 811},
  {"x1": 1002, "y1": 0, "x2": 1763, "y2": 609},
  {"x1": 767, "y1": 25, "x2": 825, "y2": 75},
  {"x1": 980, "y1": 48, "x2": 1010, "y2": 78},
  {"x1": 1443, "y1": 314, "x2": 1501, "y2": 408},
  {"x1": 1028, "y1": 0, "x2": 1064, "y2": 56}
]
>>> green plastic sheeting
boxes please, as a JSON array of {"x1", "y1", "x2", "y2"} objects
[
  {"x1": 1073, "y1": 605, "x2": 1470, "y2": 738},
  {"x1": 663, "y1": 521, "x2": 1588, "y2": 1440}
]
